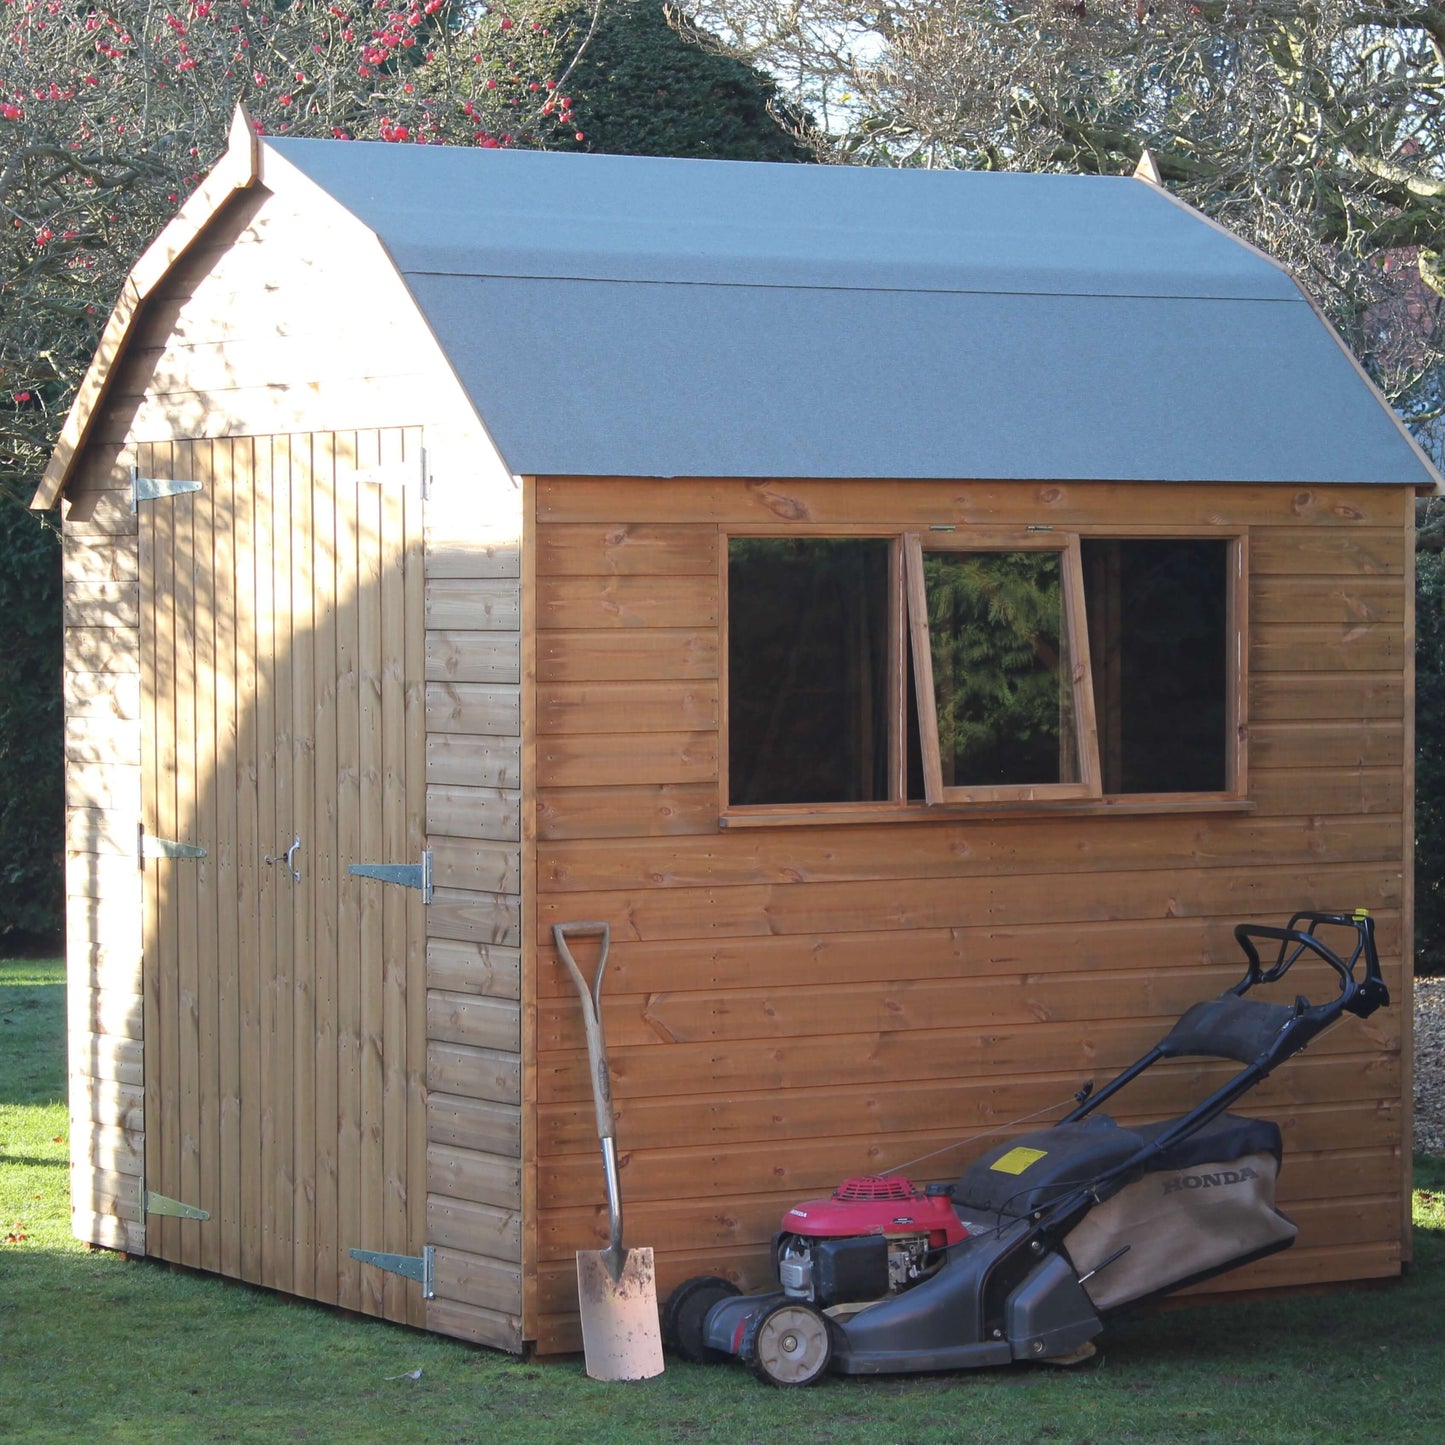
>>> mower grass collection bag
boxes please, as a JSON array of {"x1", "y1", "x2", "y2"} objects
[{"x1": 954, "y1": 1113, "x2": 1298, "y2": 1312}]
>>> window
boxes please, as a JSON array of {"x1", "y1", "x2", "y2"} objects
[
  {"x1": 1081, "y1": 538, "x2": 1231, "y2": 795},
  {"x1": 727, "y1": 538, "x2": 894, "y2": 805},
  {"x1": 725, "y1": 530, "x2": 1241, "y2": 814},
  {"x1": 905, "y1": 533, "x2": 1097, "y2": 805}
]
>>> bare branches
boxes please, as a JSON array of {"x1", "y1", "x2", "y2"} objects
[
  {"x1": 1, "y1": 1, "x2": 612, "y2": 504},
  {"x1": 683, "y1": 0, "x2": 1445, "y2": 447}
]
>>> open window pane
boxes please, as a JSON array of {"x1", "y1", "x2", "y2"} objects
[
  {"x1": 728, "y1": 537, "x2": 892, "y2": 805},
  {"x1": 919, "y1": 549, "x2": 1082, "y2": 791},
  {"x1": 1082, "y1": 538, "x2": 1230, "y2": 794}
]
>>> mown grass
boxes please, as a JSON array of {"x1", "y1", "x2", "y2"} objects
[{"x1": 2, "y1": 954, "x2": 1443, "y2": 1443}]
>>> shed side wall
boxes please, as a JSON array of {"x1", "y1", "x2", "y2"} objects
[
  {"x1": 59, "y1": 180, "x2": 525, "y2": 1348},
  {"x1": 62, "y1": 460, "x2": 145, "y2": 1254},
  {"x1": 528, "y1": 477, "x2": 1411, "y2": 1355}
]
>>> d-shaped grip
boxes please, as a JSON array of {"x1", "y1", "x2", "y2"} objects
[{"x1": 554, "y1": 921, "x2": 615, "y2": 1143}]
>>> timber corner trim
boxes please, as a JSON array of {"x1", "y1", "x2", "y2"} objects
[{"x1": 30, "y1": 106, "x2": 265, "y2": 511}]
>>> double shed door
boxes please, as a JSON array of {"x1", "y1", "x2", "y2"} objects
[{"x1": 137, "y1": 428, "x2": 428, "y2": 1323}]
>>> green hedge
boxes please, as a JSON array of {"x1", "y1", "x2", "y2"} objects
[
  {"x1": 0, "y1": 490, "x2": 62, "y2": 943},
  {"x1": 551, "y1": 2, "x2": 810, "y2": 161},
  {"x1": 1418, "y1": 512, "x2": 1444, "y2": 972}
]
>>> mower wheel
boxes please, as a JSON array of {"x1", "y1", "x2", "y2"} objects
[
  {"x1": 740, "y1": 1300, "x2": 833, "y2": 1387},
  {"x1": 663, "y1": 1275, "x2": 741, "y2": 1364}
]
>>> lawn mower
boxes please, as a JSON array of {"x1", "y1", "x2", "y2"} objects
[{"x1": 663, "y1": 910, "x2": 1388, "y2": 1386}]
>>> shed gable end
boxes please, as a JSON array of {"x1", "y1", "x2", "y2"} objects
[{"x1": 80, "y1": 187, "x2": 458, "y2": 452}]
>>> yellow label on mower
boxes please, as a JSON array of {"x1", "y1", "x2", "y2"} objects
[{"x1": 990, "y1": 1146, "x2": 1047, "y2": 1175}]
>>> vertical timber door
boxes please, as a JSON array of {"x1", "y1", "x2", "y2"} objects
[{"x1": 137, "y1": 429, "x2": 428, "y2": 1325}]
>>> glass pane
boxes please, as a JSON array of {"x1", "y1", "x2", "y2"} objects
[
  {"x1": 922, "y1": 550, "x2": 1077, "y2": 789},
  {"x1": 1082, "y1": 539, "x2": 1228, "y2": 793},
  {"x1": 728, "y1": 538, "x2": 891, "y2": 805}
]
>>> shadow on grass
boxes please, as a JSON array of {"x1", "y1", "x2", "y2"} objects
[
  {"x1": 0, "y1": 1150, "x2": 65, "y2": 1168},
  {"x1": 4, "y1": 1213, "x2": 1444, "y2": 1445},
  {"x1": 0, "y1": 979, "x2": 64, "y2": 1104},
  {"x1": 0, "y1": 1241, "x2": 490, "y2": 1443}
]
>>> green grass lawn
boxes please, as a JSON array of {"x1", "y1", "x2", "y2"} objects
[{"x1": 2, "y1": 955, "x2": 1443, "y2": 1444}]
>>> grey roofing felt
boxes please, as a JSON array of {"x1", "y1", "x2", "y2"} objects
[{"x1": 267, "y1": 138, "x2": 1437, "y2": 487}]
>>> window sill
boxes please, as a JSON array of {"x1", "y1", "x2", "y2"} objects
[{"x1": 718, "y1": 795, "x2": 1255, "y2": 829}]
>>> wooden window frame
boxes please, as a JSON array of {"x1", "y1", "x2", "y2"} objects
[
  {"x1": 904, "y1": 529, "x2": 1101, "y2": 806},
  {"x1": 1076, "y1": 529, "x2": 1249, "y2": 806},
  {"x1": 719, "y1": 526, "x2": 1248, "y2": 827},
  {"x1": 720, "y1": 528, "x2": 905, "y2": 815}
]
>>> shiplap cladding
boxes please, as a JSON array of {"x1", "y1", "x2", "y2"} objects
[
  {"x1": 422, "y1": 478, "x2": 526, "y2": 1349},
  {"x1": 56, "y1": 179, "x2": 525, "y2": 1348},
  {"x1": 63, "y1": 454, "x2": 146, "y2": 1255},
  {"x1": 526, "y1": 477, "x2": 1413, "y2": 1355}
]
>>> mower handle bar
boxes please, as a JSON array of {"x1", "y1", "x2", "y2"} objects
[
  {"x1": 1039, "y1": 910, "x2": 1387, "y2": 1246},
  {"x1": 1231, "y1": 910, "x2": 1386, "y2": 1018},
  {"x1": 1062, "y1": 909, "x2": 1386, "y2": 1139}
]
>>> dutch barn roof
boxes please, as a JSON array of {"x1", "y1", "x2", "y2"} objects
[
  {"x1": 265, "y1": 136, "x2": 1434, "y2": 487},
  {"x1": 35, "y1": 112, "x2": 1443, "y2": 504}
]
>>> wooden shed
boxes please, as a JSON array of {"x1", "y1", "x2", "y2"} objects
[{"x1": 35, "y1": 111, "x2": 1442, "y2": 1355}]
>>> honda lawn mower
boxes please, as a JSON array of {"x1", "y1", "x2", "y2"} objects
[{"x1": 663, "y1": 910, "x2": 1388, "y2": 1386}]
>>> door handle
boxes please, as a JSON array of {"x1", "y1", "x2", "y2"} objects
[{"x1": 265, "y1": 836, "x2": 302, "y2": 884}]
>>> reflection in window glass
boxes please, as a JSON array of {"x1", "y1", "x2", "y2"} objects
[
  {"x1": 728, "y1": 538, "x2": 891, "y2": 805},
  {"x1": 923, "y1": 551, "x2": 1078, "y2": 788},
  {"x1": 1082, "y1": 539, "x2": 1228, "y2": 794}
]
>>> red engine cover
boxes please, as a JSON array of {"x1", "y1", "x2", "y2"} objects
[{"x1": 781, "y1": 1176, "x2": 969, "y2": 1247}]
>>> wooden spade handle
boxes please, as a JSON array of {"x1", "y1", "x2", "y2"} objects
[{"x1": 553, "y1": 921, "x2": 615, "y2": 1144}]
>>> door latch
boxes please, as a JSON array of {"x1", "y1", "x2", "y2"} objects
[{"x1": 265, "y1": 836, "x2": 302, "y2": 883}]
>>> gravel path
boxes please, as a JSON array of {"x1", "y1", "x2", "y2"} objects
[{"x1": 1416, "y1": 978, "x2": 1445, "y2": 1156}]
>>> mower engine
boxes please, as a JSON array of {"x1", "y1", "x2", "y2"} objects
[
  {"x1": 663, "y1": 1164, "x2": 1101, "y2": 1386},
  {"x1": 774, "y1": 1176, "x2": 968, "y2": 1308}
]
